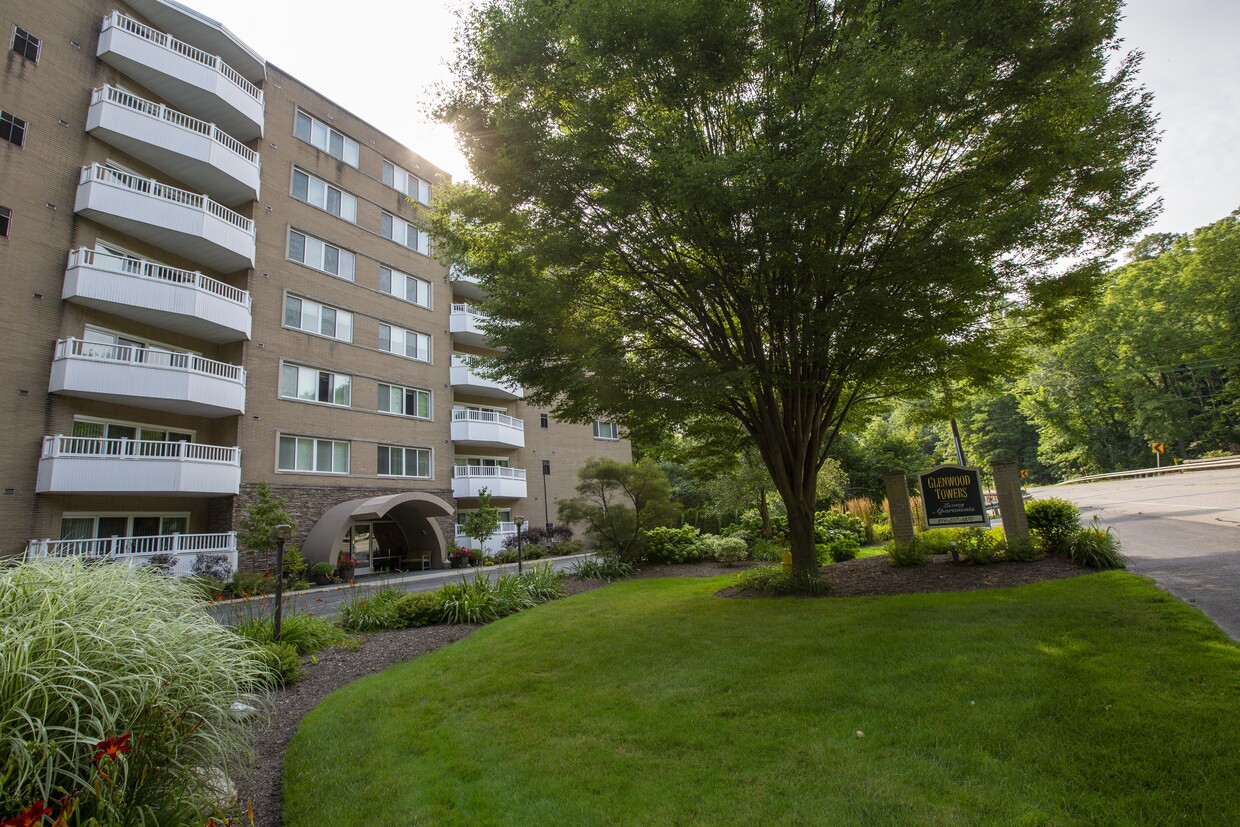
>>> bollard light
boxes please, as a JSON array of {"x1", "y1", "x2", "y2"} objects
[{"x1": 514, "y1": 515, "x2": 527, "y2": 574}]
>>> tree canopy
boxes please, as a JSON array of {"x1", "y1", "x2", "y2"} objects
[{"x1": 433, "y1": 0, "x2": 1158, "y2": 573}]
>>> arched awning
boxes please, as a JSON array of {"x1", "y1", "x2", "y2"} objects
[{"x1": 302, "y1": 491, "x2": 454, "y2": 565}]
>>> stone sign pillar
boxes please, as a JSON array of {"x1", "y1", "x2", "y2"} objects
[
  {"x1": 884, "y1": 471, "x2": 916, "y2": 544},
  {"x1": 990, "y1": 460, "x2": 1029, "y2": 545}
]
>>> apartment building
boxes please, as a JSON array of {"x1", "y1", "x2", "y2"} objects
[{"x1": 1, "y1": 0, "x2": 630, "y2": 575}]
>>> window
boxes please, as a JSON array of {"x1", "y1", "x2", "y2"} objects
[
  {"x1": 294, "y1": 110, "x2": 359, "y2": 167},
  {"x1": 378, "y1": 324, "x2": 431, "y2": 362},
  {"x1": 11, "y1": 27, "x2": 39, "y2": 62},
  {"x1": 542, "y1": 460, "x2": 551, "y2": 475},
  {"x1": 539, "y1": 413, "x2": 548, "y2": 429},
  {"x1": 278, "y1": 435, "x2": 349, "y2": 473},
  {"x1": 380, "y1": 211, "x2": 431, "y2": 255},
  {"x1": 381, "y1": 160, "x2": 431, "y2": 205},
  {"x1": 288, "y1": 229, "x2": 355, "y2": 280},
  {"x1": 284, "y1": 295, "x2": 353, "y2": 342},
  {"x1": 0, "y1": 207, "x2": 9, "y2": 238},
  {"x1": 291, "y1": 168, "x2": 357, "y2": 222},
  {"x1": 280, "y1": 363, "x2": 351, "y2": 407},
  {"x1": 377, "y1": 445, "x2": 431, "y2": 478},
  {"x1": 378, "y1": 383, "x2": 431, "y2": 418},
  {"x1": 60, "y1": 514, "x2": 188, "y2": 540},
  {"x1": 379, "y1": 266, "x2": 430, "y2": 308},
  {"x1": 0, "y1": 110, "x2": 27, "y2": 148},
  {"x1": 593, "y1": 421, "x2": 620, "y2": 440}
]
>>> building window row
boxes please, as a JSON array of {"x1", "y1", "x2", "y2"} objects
[
  {"x1": 284, "y1": 294, "x2": 353, "y2": 342},
  {"x1": 288, "y1": 229, "x2": 355, "y2": 281},
  {"x1": 381, "y1": 211, "x2": 431, "y2": 255},
  {"x1": 60, "y1": 513, "x2": 189, "y2": 541},
  {"x1": 277, "y1": 435, "x2": 432, "y2": 479},
  {"x1": 292, "y1": 168, "x2": 357, "y2": 222},
  {"x1": 380, "y1": 266, "x2": 431, "y2": 308},
  {"x1": 378, "y1": 383, "x2": 431, "y2": 419},
  {"x1": 295, "y1": 109, "x2": 360, "y2": 167},
  {"x1": 280, "y1": 363, "x2": 351, "y2": 407},
  {"x1": 382, "y1": 160, "x2": 431, "y2": 205},
  {"x1": 1, "y1": 110, "x2": 26, "y2": 148},
  {"x1": 378, "y1": 323, "x2": 431, "y2": 362},
  {"x1": 12, "y1": 26, "x2": 39, "y2": 63},
  {"x1": 377, "y1": 445, "x2": 431, "y2": 478}
]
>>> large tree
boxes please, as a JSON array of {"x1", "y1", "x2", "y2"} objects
[{"x1": 432, "y1": 0, "x2": 1158, "y2": 574}]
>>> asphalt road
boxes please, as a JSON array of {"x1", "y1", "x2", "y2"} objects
[
  {"x1": 209, "y1": 552, "x2": 593, "y2": 625},
  {"x1": 1030, "y1": 468, "x2": 1240, "y2": 640}
]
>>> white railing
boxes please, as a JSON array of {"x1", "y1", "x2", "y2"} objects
[
  {"x1": 79, "y1": 163, "x2": 254, "y2": 234},
  {"x1": 91, "y1": 84, "x2": 258, "y2": 164},
  {"x1": 454, "y1": 522, "x2": 519, "y2": 537},
  {"x1": 453, "y1": 465, "x2": 526, "y2": 481},
  {"x1": 54, "y1": 338, "x2": 245, "y2": 383},
  {"x1": 68, "y1": 248, "x2": 251, "y2": 308},
  {"x1": 103, "y1": 12, "x2": 263, "y2": 105},
  {"x1": 451, "y1": 408, "x2": 523, "y2": 430},
  {"x1": 41, "y1": 435, "x2": 241, "y2": 464},
  {"x1": 451, "y1": 302, "x2": 483, "y2": 316},
  {"x1": 26, "y1": 531, "x2": 236, "y2": 560}
]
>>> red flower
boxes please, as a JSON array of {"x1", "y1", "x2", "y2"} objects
[
  {"x1": 92, "y1": 732, "x2": 131, "y2": 765},
  {"x1": 2, "y1": 800, "x2": 53, "y2": 826}
]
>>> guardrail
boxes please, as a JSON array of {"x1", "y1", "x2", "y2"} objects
[
  {"x1": 92, "y1": 85, "x2": 259, "y2": 164},
  {"x1": 68, "y1": 248, "x2": 251, "y2": 308},
  {"x1": 1056, "y1": 456, "x2": 1240, "y2": 485}
]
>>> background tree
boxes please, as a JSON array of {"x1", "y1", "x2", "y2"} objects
[
  {"x1": 558, "y1": 458, "x2": 679, "y2": 561},
  {"x1": 433, "y1": 0, "x2": 1158, "y2": 574},
  {"x1": 237, "y1": 482, "x2": 303, "y2": 579},
  {"x1": 460, "y1": 486, "x2": 501, "y2": 553}
]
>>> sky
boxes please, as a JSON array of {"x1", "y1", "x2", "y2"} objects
[{"x1": 194, "y1": 0, "x2": 1239, "y2": 238}]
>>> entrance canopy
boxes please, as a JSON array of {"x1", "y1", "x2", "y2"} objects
[{"x1": 302, "y1": 491, "x2": 453, "y2": 566}]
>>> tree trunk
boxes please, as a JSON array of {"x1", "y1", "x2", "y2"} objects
[
  {"x1": 758, "y1": 490, "x2": 772, "y2": 540},
  {"x1": 784, "y1": 492, "x2": 819, "y2": 574}
]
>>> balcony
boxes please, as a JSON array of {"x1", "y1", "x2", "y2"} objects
[
  {"x1": 450, "y1": 355, "x2": 523, "y2": 400},
  {"x1": 63, "y1": 248, "x2": 251, "y2": 343},
  {"x1": 36, "y1": 436, "x2": 241, "y2": 496},
  {"x1": 26, "y1": 532, "x2": 238, "y2": 577},
  {"x1": 450, "y1": 266, "x2": 487, "y2": 302},
  {"x1": 75, "y1": 164, "x2": 255, "y2": 273},
  {"x1": 452, "y1": 466, "x2": 527, "y2": 500},
  {"x1": 49, "y1": 338, "x2": 246, "y2": 418},
  {"x1": 87, "y1": 85, "x2": 260, "y2": 206},
  {"x1": 454, "y1": 522, "x2": 518, "y2": 555},
  {"x1": 450, "y1": 303, "x2": 496, "y2": 349},
  {"x1": 97, "y1": 11, "x2": 263, "y2": 141},
  {"x1": 451, "y1": 408, "x2": 525, "y2": 449}
]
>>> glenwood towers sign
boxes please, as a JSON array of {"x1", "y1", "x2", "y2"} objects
[{"x1": 918, "y1": 465, "x2": 990, "y2": 528}]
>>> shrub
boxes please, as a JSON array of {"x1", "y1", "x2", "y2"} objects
[
  {"x1": 887, "y1": 540, "x2": 927, "y2": 567},
  {"x1": 749, "y1": 538, "x2": 787, "y2": 562},
  {"x1": 494, "y1": 545, "x2": 549, "y2": 564},
  {"x1": 439, "y1": 575, "x2": 504, "y2": 624},
  {"x1": 914, "y1": 528, "x2": 965, "y2": 556},
  {"x1": 872, "y1": 522, "x2": 893, "y2": 543},
  {"x1": 843, "y1": 497, "x2": 880, "y2": 544},
  {"x1": 339, "y1": 587, "x2": 409, "y2": 631},
  {"x1": 733, "y1": 565, "x2": 830, "y2": 596},
  {"x1": 0, "y1": 559, "x2": 268, "y2": 825},
  {"x1": 491, "y1": 572, "x2": 538, "y2": 616},
  {"x1": 395, "y1": 591, "x2": 446, "y2": 628},
  {"x1": 227, "y1": 570, "x2": 277, "y2": 597},
  {"x1": 815, "y1": 510, "x2": 866, "y2": 544},
  {"x1": 820, "y1": 536, "x2": 861, "y2": 563},
  {"x1": 233, "y1": 612, "x2": 356, "y2": 655},
  {"x1": 191, "y1": 552, "x2": 232, "y2": 582},
  {"x1": 1068, "y1": 518, "x2": 1127, "y2": 570},
  {"x1": 281, "y1": 546, "x2": 307, "y2": 581},
  {"x1": 642, "y1": 525, "x2": 706, "y2": 564},
  {"x1": 570, "y1": 556, "x2": 634, "y2": 581},
  {"x1": 956, "y1": 527, "x2": 1002, "y2": 565},
  {"x1": 1025, "y1": 498, "x2": 1082, "y2": 555},
  {"x1": 146, "y1": 552, "x2": 178, "y2": 574},
  {"x1": 254, "y1": 641, "x2": 302, "y2": 688},
  {"x1": 553, "y1": 539, "x2": 585, "y2": 556},
  {"x1": 516, "y1": 564, "x2": 568, "y2": 602},
  {"x1": 310, "y1": 562, "x2": 336, "y2": 577},
  {"x1": 702, "y1": 535, "x2": 748, "y2": 565},
  {"x1": 1005, "y1": 536, "x2": 1043, "y2": 562},
  {"x1": 502, "y1": 523, "x2": 575, "y2": 549}
]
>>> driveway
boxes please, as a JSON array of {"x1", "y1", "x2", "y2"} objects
[{"x1": 1031, "y1": 468, "x2": 1240, "y2": 640}]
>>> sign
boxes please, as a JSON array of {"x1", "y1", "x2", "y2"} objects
[
  {"x1": 1152, "y1": 442, "x2": 1166, "y2": 454},
  {"x1": 918, "y1": 465, "x2": 991, "y2": 528}
]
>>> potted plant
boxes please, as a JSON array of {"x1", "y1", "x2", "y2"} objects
[
  {"x1": 449, "y1": 546, "x2": 474, "y2": 569},
  {"x1": 309, "y1": 562, "x2": 336, "y2": 586},
  {"x1": 336, "y1": 551, "x2": 358, "y2": 582}
]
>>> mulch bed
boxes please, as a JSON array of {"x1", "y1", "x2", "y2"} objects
[{"x1": 235, "y1": 553, "x2": 1091, "y2": 826}]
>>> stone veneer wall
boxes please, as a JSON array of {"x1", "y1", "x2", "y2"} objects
[{"x1": 227, "y1": 483, "x2": 457, "y2": 573}]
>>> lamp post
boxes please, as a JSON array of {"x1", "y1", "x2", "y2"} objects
[
  {"x1": 269, "y1": 524, "x2": 293, "y2": 641},
  {"x1": 514, "y1": 515, "x2": 526, "y2": 573}
]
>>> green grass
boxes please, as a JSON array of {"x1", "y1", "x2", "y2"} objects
[
  {"x1": 284, "y1": 574, "x2": 1240, "y2": 826},
  {"x1": 854, "y1": 544, "x2": 888, "y2": 560}
]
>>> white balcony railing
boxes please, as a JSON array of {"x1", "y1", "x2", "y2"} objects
[
  {"x1": 450, "y1": 354, "x2": 523, "y2": 399},
  {"x1": 453, "y1": 523, "x2": 519, "y2": 555},
  {"x1": 87, "y1": 85, "x2": 260, "y2": 204},
  {"x1": 75, "y1": 164, "x2": 256, "y2": 271},
  {"x1": 55, "y1": 338, "x2": 244, "y2": 382},
  {"x1": 64, "y1": 249, "x2": 251, "y2": 342},
  {"x1": 450, "y1": 303, "x2": 495, "y2": 348},
  {"x1": 93, "y1": 85, "x2": 257, "y2": 163},
  {"x1": 451, "y1": 408, "x2": 523, "y2": 430},
  {"x1": 99, "y1": 12, "x2": 263, "y2": 140},
  {"x1": 450, "y1": 408, "x2": 525, "y2": 448},
  {"x1": 25, "y1": 532, "x2": 238, "y2": 578},
  {"x1": 37, "y1": 436, "x2": 242, "y2": 495},
  {"x1": 452, "y1": 465, "x2": 527, "y2": 499}
]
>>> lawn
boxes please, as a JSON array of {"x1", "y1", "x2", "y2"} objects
[{"x1": 284, "y1": 573, "x2": 1240, "y2": 826}]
